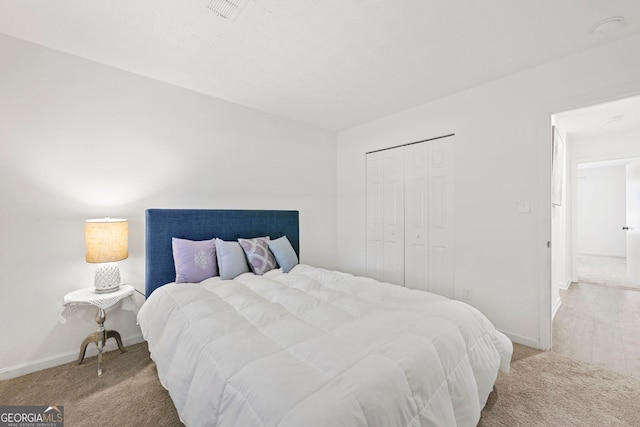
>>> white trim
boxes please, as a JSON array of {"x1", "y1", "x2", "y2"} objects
[
  {"x1": 559, "y1": 279, "x2": 572, "y2": 290},
  {"x1": 578, "y1": 251, "x2": 626, "y2": 258},
  {"x1": 539, "y1": 116, "x2": 553, "y2": 352},
  {"x1": 552, "y1": 299, "x2": 562, "y2": 320},
  {"x1": 0, "y1": 334, "x2": 144, "y2": 380},
  {"x1": 500, "y1": 330, "x2": 543, "y2": 350},
  {"x1": 571, "y1": 158, "x2": 580, "y2": 283}
]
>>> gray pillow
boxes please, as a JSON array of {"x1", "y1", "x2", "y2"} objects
[
  {"x1": 215, "y1": 238, "x2": 250, "y2": 280},
  {"x1": 268, "y1": 236, "x2": 298, "y2": 273}
]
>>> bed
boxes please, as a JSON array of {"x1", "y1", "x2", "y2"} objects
[{"x1": 138, "y1": 208, "x2": 512, "y2": 427}]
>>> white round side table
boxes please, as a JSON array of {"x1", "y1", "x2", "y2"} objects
[{"x1": 61, "y1": 284, "x2": 137, "y2": 376}]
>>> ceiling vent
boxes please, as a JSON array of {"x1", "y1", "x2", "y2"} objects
[
  {"x1": 208, "y1": 0, "x2": 249, "y2": 21},
  {"x1": 591, "y1": 16, "x2": 625, "y2": 34}
]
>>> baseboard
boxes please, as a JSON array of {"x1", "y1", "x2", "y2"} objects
[
  {"x1": 0, "y1": 334, "x2": 145, "y2": 380},
  {"x1": 499, "y1": 330, "x2": 543, "y2": 350},
  {"x1": 552, "y1": 299, "x2": 562, "y2": 320},
  {"x1": 578, "y1": 252, "x2": 625, "y2": 259},
  {"x1": 559, "y1": 280, "x2": 572, "y2": 290}
]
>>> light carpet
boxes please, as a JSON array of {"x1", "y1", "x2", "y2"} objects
[
  {"x1": 479, "y1": 344, "x2": 640, "y2": 426},
  {"x1": 1, "y1": 343, "x2": 639, "y2": 426}
]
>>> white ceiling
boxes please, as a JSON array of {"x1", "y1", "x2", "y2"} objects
[
  {"x1": 556, "y1": 94, "x2": 640, "y2": 139},
  {"x1": 1, "y1": 0, "x2": 639, "y2": 131},
  {"x1": 578, "y1": 157, "x2": 640, "y2": 169}
]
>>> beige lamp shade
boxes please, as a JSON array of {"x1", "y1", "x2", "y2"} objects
[{"x1": 85, "y1": 218, "x2": 128, "y2": 263}]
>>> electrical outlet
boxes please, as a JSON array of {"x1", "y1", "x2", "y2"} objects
[{"x1": 462, "y1": 287, "x2": 472, "y2": 301}]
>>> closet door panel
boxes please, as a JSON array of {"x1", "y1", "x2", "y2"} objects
[
  {"x1": 366, "y1": 152, "x2": 384, "y2": 281},
  {"x1": 405, "y1": 142, "x2": 429, "y2": 291},
  {"x1": 428, "y1": 138, "x2": 455, "y2": 298},
  {"x1": 382, "y1": 149, "x2": 405, "y2": 286}
]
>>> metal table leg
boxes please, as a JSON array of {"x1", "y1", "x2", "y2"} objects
[{"x1": 77, "y1": 307, "x2": 128, "y2": 376}]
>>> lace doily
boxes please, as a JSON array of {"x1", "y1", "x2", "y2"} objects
[{"x1": 60, "y1": 284, "x2": 138, "y2": 324}]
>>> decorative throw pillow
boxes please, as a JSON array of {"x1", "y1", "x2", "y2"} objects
[
  {"x1": 172, "y1": 237, "x2": 218, "y2": 283},
  {"x1": 215, "y1": 238, "x2": 250, "y2": 280},
  {"x1": 238, "y1": 237, "x2": 277, "y2": 275},
  {"x1": 267, "y1": 236, "x2": 298, "y2": 273}
]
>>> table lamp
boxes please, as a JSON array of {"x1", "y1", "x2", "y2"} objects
[{"x1": 85, "y1": 218, "x2": 128, "y2": 293}]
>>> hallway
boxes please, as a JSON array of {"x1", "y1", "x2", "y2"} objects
[
  {"x1": 552, "y1": 281, "x2": 640, "y2": 376},
  {"x1": 578, "y1": 254, "x2": 639, "y2": 290}
]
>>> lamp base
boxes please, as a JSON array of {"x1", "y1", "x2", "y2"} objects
[
  {"x1": 94, "y1": 262, "x2": 122, "y2": 294},
  {"x1": 95, "y1": 284, "x2": 120, "y2": 294}
]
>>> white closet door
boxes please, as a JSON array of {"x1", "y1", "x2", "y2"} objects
[
  {"x1": 382, "y1": 149, "x2": 405, "y2": 286},
  {"x1": 366, "y1": 151, "x2": 384, "y2": 281},
  {"x1": 367, "y1": 136, "x2": 454, "y2": 292},
  {"x1": 428, "y1": 137, "x2": 455, "y2": 298},
  {"x1": 404, "y1": 142, "x2": 429, "y2": 290}
]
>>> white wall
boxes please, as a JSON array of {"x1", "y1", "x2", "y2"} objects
[
  {"x1": 577, "y1": 165, "x2": 627, "y2": 257},
  {"x1": 0, "y1": 34, "x2": 337, "y2": 378},
  {"x1": 337, "y1": 35, "x2": 640, "y2": 349}
]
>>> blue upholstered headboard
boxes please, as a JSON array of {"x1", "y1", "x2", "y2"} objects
[{"x1": 145, "y1": 209, "x2": 299, "y2": 297}]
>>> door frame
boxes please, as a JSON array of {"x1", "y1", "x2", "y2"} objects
[{"x1": 546, "y1": 94, "x2": 640, "y2": 351}]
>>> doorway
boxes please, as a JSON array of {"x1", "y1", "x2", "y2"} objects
[
  {"x1": 551, "y1": 94, "x2": 640, "y2": 294},
  {"x1": 576, "y1": 159, "x2": 640, "y2": 290},
  {"x1": 550, "y1": 94, "x2": 640, "y2": 366}
]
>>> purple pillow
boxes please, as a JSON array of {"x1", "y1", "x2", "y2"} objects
[
  {"x1": 172, "y1": 237, "x2": 218, "y2": 283},
  {"x1": 238, "y1": 237, "x2": 277, "y2": 275}
]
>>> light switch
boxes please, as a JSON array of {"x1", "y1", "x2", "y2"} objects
[{"x1": 517, "y1": 199, "x2": 531, "y2": 214}]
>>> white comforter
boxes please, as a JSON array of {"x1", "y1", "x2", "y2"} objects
[{"x1": 138, "y1": 264, "x2": 512, "y2": 427}]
